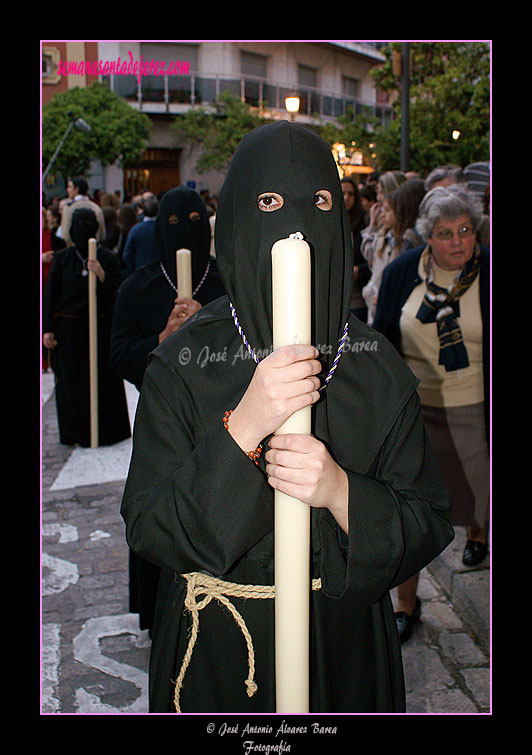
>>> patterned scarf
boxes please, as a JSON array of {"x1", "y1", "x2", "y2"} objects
[{"x1": 416, "y1": 244, "x2": 481, "y2": 372}]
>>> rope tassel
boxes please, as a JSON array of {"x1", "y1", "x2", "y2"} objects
[{"x1": 173, "y1": 572, "x2": 322, "y2": 713}]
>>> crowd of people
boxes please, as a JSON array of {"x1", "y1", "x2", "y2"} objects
[
  {"x1": 342, "y1": 163, "x2": 490, "y2": 638},
  {"x1": 41, "y1": 124, "x2": 489, "y2": 713},
  {"x1": 42, "y1": 178, "x2": 224, "y2": 431}
]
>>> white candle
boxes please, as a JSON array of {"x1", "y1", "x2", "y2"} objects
[
  {"x1": 88, "y1": 237, "x2": 98, "y2": 448},
  {"x1": 176, "y1": 248, "x2": 192, "y2": 299},
  {"x1": 271, "y1": 232, "x2": 312, "y2": 714}
]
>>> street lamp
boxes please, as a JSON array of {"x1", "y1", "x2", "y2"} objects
[
  {"x1": 285, "y1": 95, "x2": 300, "y2": 121},
  {"x1": 42, "y1": 112, "x2": 92, "y2": 184}
]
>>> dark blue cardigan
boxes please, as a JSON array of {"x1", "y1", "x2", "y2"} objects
[
  {"x1": 372, "y1": 245, "x2": 490, "y2": 439},
  {"x1": 122, "y1": 219, "x2": 158, "y2": 273}
]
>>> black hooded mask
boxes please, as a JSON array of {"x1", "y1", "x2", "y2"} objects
[
  {"x1": 70, "y1": 207, "x2": 99, "y2": 257},
  {"x1": 155, "y1": 186, "x2": 211, "y2": 292},
  {"x1": 214, "y1": 120, "x2": 354, "y2": 372},
  {"x1": 148, "y1": 122, "x2": 416, "y2": 477}
]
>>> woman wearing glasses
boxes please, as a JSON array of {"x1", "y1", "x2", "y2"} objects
[{"x1": 373, "y1": 184, "x2": 490, "y2": 642}]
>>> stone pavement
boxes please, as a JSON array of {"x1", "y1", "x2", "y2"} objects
[{"x1": 41, "y1": 371, "x2": 490, "y2": 716}]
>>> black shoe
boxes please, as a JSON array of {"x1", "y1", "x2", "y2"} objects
[
  {"x1": 394, "y1": 597, "x2": 421, "y2": 644},
  {"x1": 462, "y1": 539, "x2": 488, "y2": 567}
]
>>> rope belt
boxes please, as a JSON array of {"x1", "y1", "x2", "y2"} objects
[{"x1": 173, "y1": 571, "x2": 322, "y2": 713}]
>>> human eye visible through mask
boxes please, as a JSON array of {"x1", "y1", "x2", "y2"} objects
[
  {"x1": 314, "y1": 190, "x2": 333, "y2": 211},
  {"x1": 257, "y1": 192, "x2": 284, "y2": 212},
  {"x1": 257, "y1": 191, "x2": 333, "y2": 212}
]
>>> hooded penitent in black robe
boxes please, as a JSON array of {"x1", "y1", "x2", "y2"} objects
[
  {"x1": 121, "y1": 122, "x2": 454, "y2": 713},
  {"x1": 43, "y1": 208, "x2": 131, "y2": 447},
  {"x1": 110, "y1": 187, "x2": 225, "y2": 632},
  {"x1": 110, "y1": 186, "x2": 224, "y2": 392}
]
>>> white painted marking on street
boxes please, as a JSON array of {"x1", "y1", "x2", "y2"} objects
[
  {"x1": 48, "y1": 382, "x2": 139, "y2": 491},
  {"x1": 89, "y1": 530, "x2": 111, "y2": 541},
  {"x1": 42, "y1": 553, "x2": 80, "y2": 596},
  {"x1": 42, "y1": 371, "x2": 55, "y2": 405},
  {"x1": 49, "y1": 440, "x2": 133, "y2": 490},
  {"x1": 42, "y1": 623, "x2": 62, "y2": 713},
  {"x1": 42, "y1": 522, "x2": 79, "y2": 543},
  {"x1": 73, "y1": 614, "x2": 150, "y2": 713},
  {"x1": 124, "y1": 380, "x2": 140, "y2": 426}
]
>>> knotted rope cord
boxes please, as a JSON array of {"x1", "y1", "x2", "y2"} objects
[
  {"x1": 229, "y1": 301, "x2": 349, "y2": 392},
  {"x1": 160, "y1": 259, "x2": 211, "y2": 298},
  {"x1": 173, "y1": 571, "x2": 322, "y2": 713}
]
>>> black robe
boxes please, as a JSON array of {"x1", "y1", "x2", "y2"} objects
[
  {"x1": 43, "y1": 241, "x2": 131, "y2": 447},
  {"x1": 110, "y1": 258, "x2": 224, "y2": 392},
  {"x1": 121, "y1": 122, "x2": 454, "y2": 713},
  {"x1": 110, "y1": 187, "x2": 225, "y2": 632},
  {"x1": 122, "y1": 301, "x2": 454, "y2": 712}
]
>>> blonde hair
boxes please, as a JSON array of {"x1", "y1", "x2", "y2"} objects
[
  {"x1": 376, "y1": 198, "x2": 398, "y2": 260},
  {"x1": 378, "y1": 170, "x2": 407, "y2": 199},
  {"x1": 100, "y1": 192, "x2": 120, "y2": 211}
]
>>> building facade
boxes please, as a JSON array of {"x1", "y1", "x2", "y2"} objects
[{"x1": 42, "y1": 41, "x2": 391, "y2": 200}]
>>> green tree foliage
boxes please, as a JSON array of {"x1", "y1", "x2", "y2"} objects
[
  {"x1": 42, "y1": 82, "x2": 152, "y2": 178},
  {"x1": 369, "y1": 42, "x2": 490, "y2": 174},
  {"x1": 172, "y1": 90, "x2": 271, "y2": 174}
]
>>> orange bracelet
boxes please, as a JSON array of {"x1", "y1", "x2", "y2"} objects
[{"x1": 222, "y1": 410, "x2": 262, "y2": 466}]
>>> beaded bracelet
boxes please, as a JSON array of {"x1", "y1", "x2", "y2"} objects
[{"x1": 222, "y1": 410, "x2": 262, "y2": 466}]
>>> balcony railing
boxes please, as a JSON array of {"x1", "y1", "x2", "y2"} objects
[{"x1": 101, "y1": 72, "x2": 393, "y2": 125}]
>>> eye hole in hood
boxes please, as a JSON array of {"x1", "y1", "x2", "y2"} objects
[{"x1": 214, "y1": 120, "x2": 353, "y2": 368}]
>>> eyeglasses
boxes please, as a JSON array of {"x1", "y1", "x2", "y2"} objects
[{"x1": 431, "y1": 225, "x2": 475, "y2": 242}]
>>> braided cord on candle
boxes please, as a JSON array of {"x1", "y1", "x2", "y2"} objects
[
  {"x1": 160, "y1": 259, "x2": 211, "y2": 297},
  {"x1": 229, "y1": 301, "x2": 260, "y2": 364},
  {"x1": 318, "y1": 321, "x2": 349, "y2": 392},
  {"x1": 229, "y1": 301, "x2": 348, "y2": 389}
]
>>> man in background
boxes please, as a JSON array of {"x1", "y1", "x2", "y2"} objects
[
  {"x1": 59, "y1": 177, "x2": 105, "y2": 247},
  {"x1": 122, "y1": 192, "x2": 160, "y2": 275}
]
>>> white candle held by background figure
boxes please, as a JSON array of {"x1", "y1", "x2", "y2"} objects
[
  {"x1": 176, "y1": 248, "x2": 192, "y2": 299},
  {"x1": 88, "y1": 237, "x2": 98, "y2": 448}
]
